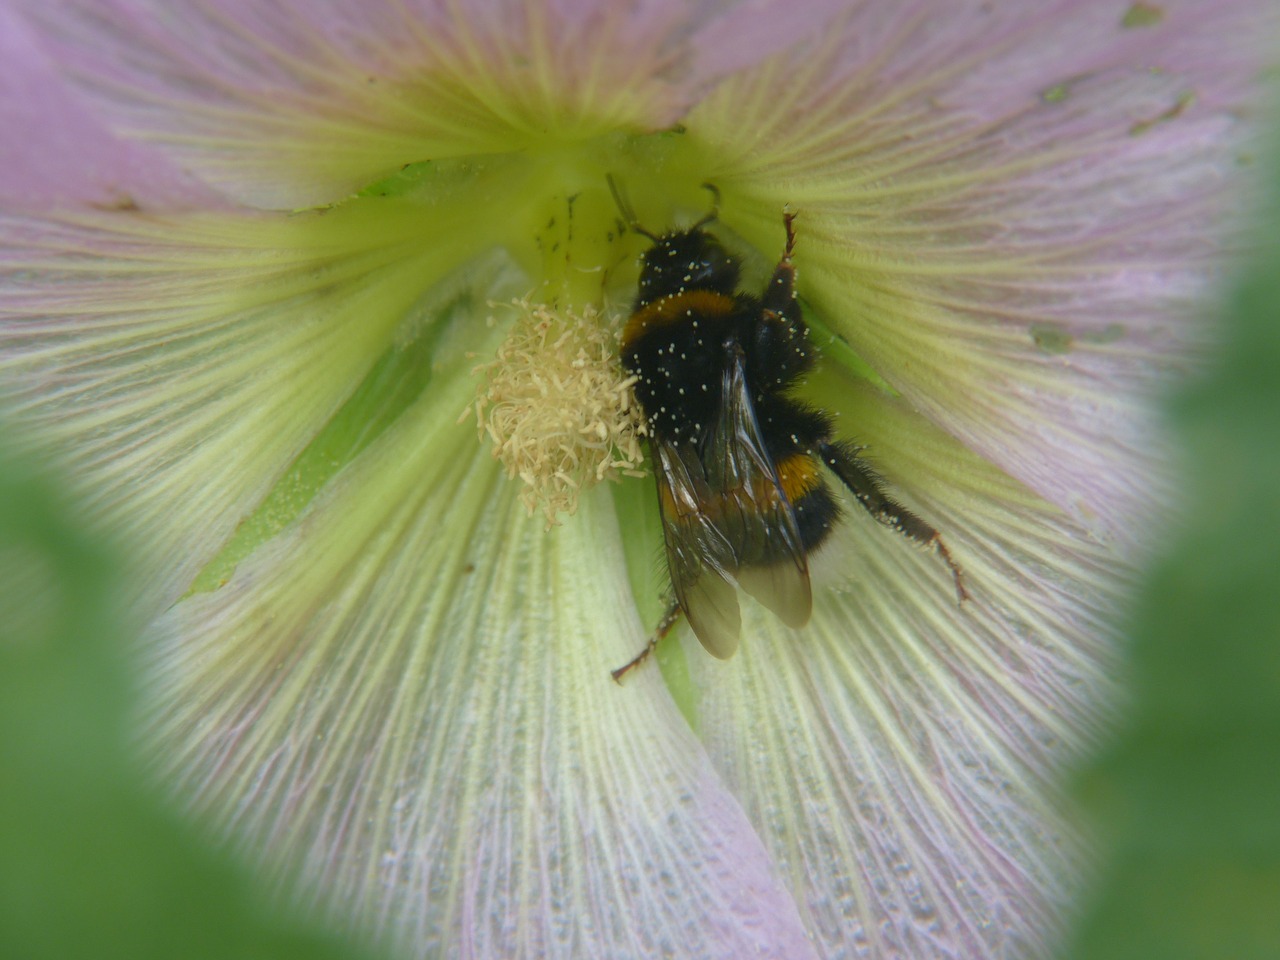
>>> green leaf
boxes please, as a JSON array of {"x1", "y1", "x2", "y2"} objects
[
  {"x1": 0, "y1": 434, "x2": 380, "y2": 960},
  {"x1": 1064, "y1": 133, "x2": 1280, "y2": 958}
]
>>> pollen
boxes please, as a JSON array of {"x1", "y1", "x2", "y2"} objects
[{"x1": 465, "y1": 297, "x2": 646, "y2": 527}]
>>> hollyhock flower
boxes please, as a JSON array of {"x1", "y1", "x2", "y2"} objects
[{"x1": 0, "y1": 1, "x2": 1271, "y2": 957}]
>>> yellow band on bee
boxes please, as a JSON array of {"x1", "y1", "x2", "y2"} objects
[
  {"x1": 623, "y1": 290, "x2": 736, "y2": 345},
  {"x1": 656, "y1": 451, "x2": 819, "y2": 523},
  {"x1": 773, "y1": 452, "x2": 822, "y2": 505}
]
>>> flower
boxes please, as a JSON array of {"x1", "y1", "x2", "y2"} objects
[{"x1": 0, "y1": 1, "x2": 1271, "y2": 957}]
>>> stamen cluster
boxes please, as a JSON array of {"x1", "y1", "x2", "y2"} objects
[{"x1": 467, "y1": 298, "x2": 646, "y2": 526}]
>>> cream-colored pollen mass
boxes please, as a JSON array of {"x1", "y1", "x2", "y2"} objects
[{"x1": 466, "y1": 297, "x2": 646, "y2": 527}]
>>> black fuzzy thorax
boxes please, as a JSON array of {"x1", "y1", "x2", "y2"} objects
[{"x1": 621, "y1": 229, "x2": 819, "y2": 450}]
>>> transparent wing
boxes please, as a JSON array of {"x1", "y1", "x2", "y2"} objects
[
  {"x1": 708, "y1": 343, "x2": 812, "y2": 629},
  {"x1": 654, "y1": 442, "x2": 743, "y2": 659},
  {"x1": 651, "y1": 344, "x2": 812, "y2": 660}
]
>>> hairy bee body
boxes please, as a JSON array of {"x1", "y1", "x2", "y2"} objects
[
  {"x1": 621, "y1": 226, "x2": 843, "y2": 547},
  {"x1": 614, "y1": 205, "x2": 965, "y2": 675}
]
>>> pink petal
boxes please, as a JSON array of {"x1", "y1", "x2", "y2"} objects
[
  {"x1": 690, "y1": 0, "x2": 1273, "y2": 549},
  {"x1": 0, "y1": 4, "x2": 220, "y2": 210},
  {"x1": 13, "y1": 0, "x2": 849, "y2": 209}
]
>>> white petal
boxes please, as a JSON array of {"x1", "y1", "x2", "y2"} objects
[
  {"x1": 686, "y1": 379, "x2": 1124, "y2": 958},
  {"x1": 143, "y1": 366, "x2": 818, "y2": 959},
  {"x1": 0, "y1": 206, "x2": 488, "y2": 613}
]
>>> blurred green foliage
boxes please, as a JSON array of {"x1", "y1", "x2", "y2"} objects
[
  {"x1": 1065, "y1": 142, "x2": 1280, "y2": 956},
  {"x1": 0, "y1": 441, "x2": 376, "y2": 960}
]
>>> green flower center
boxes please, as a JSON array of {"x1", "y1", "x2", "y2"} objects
[{"x1": 187, "y1": 131, "x2": 722, "y2": 591}]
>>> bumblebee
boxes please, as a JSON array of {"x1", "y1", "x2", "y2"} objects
[{"x1": 612, "y1": 186, "x2": 966, "y2": 681}]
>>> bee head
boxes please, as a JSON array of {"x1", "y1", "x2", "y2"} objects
[
  {"x1": 637, "y1": 229, "x2": 741, "y2": 302},
  {"x1": 608, "y1": 177, "x2": 737, "y2": 303}
]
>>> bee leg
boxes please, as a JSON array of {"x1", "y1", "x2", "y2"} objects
[
  {"x1": 782, "y1": 208, "x2": 798, "y2": 258},
  {"x1": 611, "y1": 597, "x2": 683, "y2": 683},
  {"x1": 819, "y1": 441, "x2": 970, "y2": 604},
  {"x1": 758, "y1": 213, "x2": 817, "y2": 389},
  {"x1": 761, "y1": 212, "x2": 800, "y2": 320}
]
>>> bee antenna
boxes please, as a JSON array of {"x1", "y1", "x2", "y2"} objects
[
  {"x1": 690, "y1": 182, "x2": 721, "y2": 231},
  {"x1": 606, "y1": 174, "x2": 659, "y2": 242}
]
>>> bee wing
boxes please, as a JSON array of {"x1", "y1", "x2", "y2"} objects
[
  {"x1": 652, "y1": 344, "x2": 812, "y2": 660},
  {"x1": 654, "y1": 442, "x2": 743, "y2": 658},
  {"x1": 708, "y1": 343, "x2": 812, "y2": 629}
]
